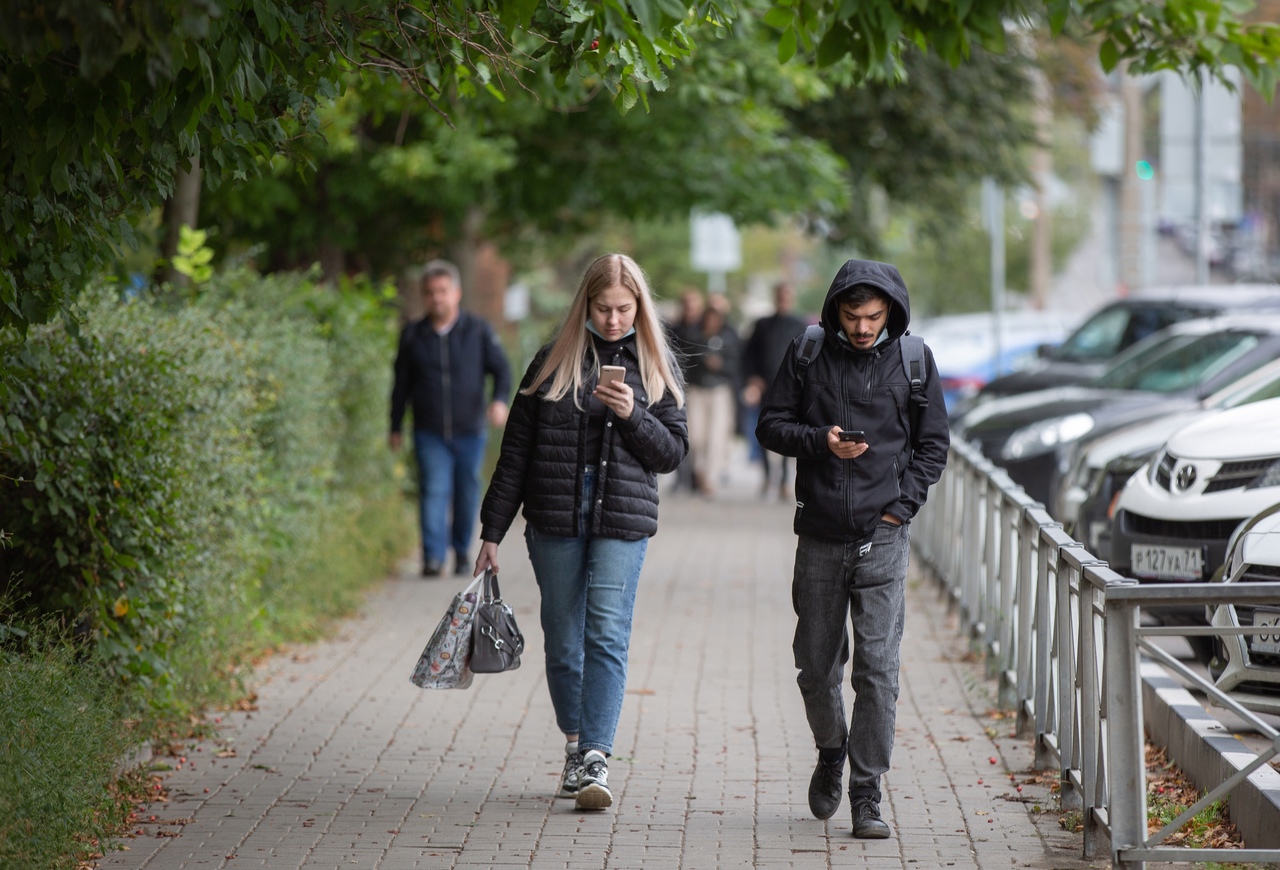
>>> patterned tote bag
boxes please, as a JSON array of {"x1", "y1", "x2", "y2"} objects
[{"x1": 410, "y1": 573, "x2": 483, "y2": 690}]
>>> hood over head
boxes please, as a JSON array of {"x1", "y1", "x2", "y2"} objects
[{"x1": 821, "y1": 259, "x2": 911, "y2": 344}]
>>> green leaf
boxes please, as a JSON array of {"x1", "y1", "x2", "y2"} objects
[
  {"x1": 763, "y1": 6, "x2": 797, "y2": 29},
  {"x1": 817, "y1": 23, "x2": 851, "y2": 67},
  {"x1": 1100, "y1": 37, "x2": 1120, "y2": 72},
  {"x1": 631, "y1": 0, "x2": 659, "y2": 37},
  {"x1": 778, "y1": 25, "x2": 798, "y2": 63}
]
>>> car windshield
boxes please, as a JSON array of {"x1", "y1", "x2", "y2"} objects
[
  {"x1": 1094, "y1": 331, "x2": 1262, "y2": 393},
  {"x1": 1054, "y1": 305, "x2": 1189, "y2": 363},
  {"x1": 1217, "y1": 364, "x2": 1280, "y2": 408}
]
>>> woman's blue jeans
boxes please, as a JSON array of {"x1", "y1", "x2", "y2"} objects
[{"x1": 525, "y1": 468, "x2": 647, "y2": 756}]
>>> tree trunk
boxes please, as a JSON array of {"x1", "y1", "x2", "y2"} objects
[
  {"x1": 450, "y1": 207, "x2": 511, "y2": 334},
  {"x1": 157, "y1": 155, "x2": 202, "y2": 286}
]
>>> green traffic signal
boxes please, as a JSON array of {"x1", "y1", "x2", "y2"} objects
[{"x1": 1136, "y1": 160, "x2": 1155, "y2": 180}]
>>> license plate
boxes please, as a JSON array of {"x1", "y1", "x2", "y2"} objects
[
  {"x1": 1251, "y1": 609, "x2": 1280, "y2": 656},
  {"x1": 1130, "y1": 544, "x2": 1204, "y2": 581}
]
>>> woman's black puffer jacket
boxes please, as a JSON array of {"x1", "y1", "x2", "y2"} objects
[{"x1": 480, "y1": 337, "x2": 688, "y2": 543}]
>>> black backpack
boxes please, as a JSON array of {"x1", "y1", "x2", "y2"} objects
[{"x1": 794, "y1": 324, "x2": 929, "y2": 448}]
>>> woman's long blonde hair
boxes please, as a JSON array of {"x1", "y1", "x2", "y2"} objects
[{"x1": 523, "y1": 253, "x2": 685, "y2": 409}]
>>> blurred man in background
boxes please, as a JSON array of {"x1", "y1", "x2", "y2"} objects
[
  {"x1": 390, "y1": 260, "x2": 512, "y2": 577},
  {"x1": 743, "y1": 281, "x2": 808, "y2": 500}
]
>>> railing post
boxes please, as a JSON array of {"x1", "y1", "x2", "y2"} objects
[
  {"x1": 1104, "y1": 593, "x2": 1145, "y2": 870},
  {"x1": 1078, "y1": 574, "x2": 1106, "y2": 859},
  {"x1": 1033, "y1": 518, "x2": 1056, "y2": 769},
  {"x1": 1054, "y1": 541, "x2": 1083, "y2": 808},
  {"x1": 1015, "y1": 507, "x2": 1037, "y2": 733},
  {"x1": 984, "y1": 473, "x2": 1001, "y2": 671}
]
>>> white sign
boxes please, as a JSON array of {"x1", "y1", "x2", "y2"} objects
[{"x1": 690, "y1": 212, "x2": 742, "y2": 273}]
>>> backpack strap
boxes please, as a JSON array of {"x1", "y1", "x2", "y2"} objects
[
  {"x1": 900, "y1": 332, "x2": 928, "y2": 449},
  {"x1": 795, "y1": 324, "x2": 825, "y2": 381}
]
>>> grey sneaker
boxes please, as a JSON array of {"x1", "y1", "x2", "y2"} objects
[
  {"x1": 574, "y1": 750, "x2": 612, "y2": 810},
  {"x1": 851, "y1": 798, "x2": 891, "y2": 839},
  {"x1": 558, "y1": 742, "x2": 584, "y2": 799}
]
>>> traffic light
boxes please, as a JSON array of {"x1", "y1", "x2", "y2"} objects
[{"x1": 1135, "y1": 160, "x2": 1154, "y2": 180}]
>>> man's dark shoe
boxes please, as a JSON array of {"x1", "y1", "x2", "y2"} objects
[
  {"x1": 454, "y1": 553, "x2": 470, "y2": 576},
  {"x1": 422, "y1": 559, "x2": 444, "y2": 578},
  {"x1": 851, "y1": 798, "x2": 891, "y2": 839},
  {"x1": 808, "y1": 745, "x2": 846, "y2": 820}
]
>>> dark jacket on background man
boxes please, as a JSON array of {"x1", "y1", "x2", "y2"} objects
[
  {"x1": 390, "y1": 311, "x2": 512, "y2": 438},
  {"x1": 480, "y1": 335, "x2": 688, "y2": 543},
  {"x1": 684, "y1": 321, "x2": 743, "y2": 390},
  {"x1": 755, "y1": 259, "x2": 949, "y2": 542},
  {"x1": 745, "y1": 310, "x2": 808, "y2": 389}
]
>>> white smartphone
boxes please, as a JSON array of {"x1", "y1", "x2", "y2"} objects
[{"x1": 598, "y1": 365, "x2": 626, "y2": 388}]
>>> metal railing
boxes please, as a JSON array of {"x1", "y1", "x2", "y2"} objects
[{"x1": 914, "y1": 440, "x2": 1280, "y2": 869}]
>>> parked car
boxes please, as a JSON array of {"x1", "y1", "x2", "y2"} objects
[
  {"x1": 1109, "y1": 397, "x2": 1280, "y2": 642},
  {"x1": 1056, "y1": 357, "x2": 1280, "y2": 555},
  {"x1": 914, "y1": 310, "x2": 1081, "y2": 414},
  {"x1": 965, "y1": 284, "x2": 1280, "y2": 413},
  {"x1": 1207, "y1": 503, "x2": 1280, "y2": 713},
  {"x1": 956, "y1": 314, "x2": 1280, "y2": 507}
]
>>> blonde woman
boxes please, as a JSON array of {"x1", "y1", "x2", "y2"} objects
[{"x1": 475, "y1": 254, "x2": 687, "y2": 810}]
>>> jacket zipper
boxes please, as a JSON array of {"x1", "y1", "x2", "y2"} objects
[
  {"x1": 842, "y1": 356, "x2": 855, "y2": 530},
  {"x1": 440, "y1": 333, "x2": 453, "y2": 439}
]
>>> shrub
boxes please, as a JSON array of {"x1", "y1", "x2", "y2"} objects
[
  {"x1": 0, "y1": 266, "x2": 412, "y2": 866},
  {"x1": 0, "y1": 268, "x2": 408, "y2": 712},
  {"x1": 0, "y1": 295, "x2": 260, "y2": 704}
]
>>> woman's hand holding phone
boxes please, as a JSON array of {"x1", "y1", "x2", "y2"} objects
[{"x1": 594, "y1": 366, "x2": 634, "y2": 419}]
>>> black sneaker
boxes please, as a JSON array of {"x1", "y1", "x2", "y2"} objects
[
  {"x1": 808, "y1": 745, "x2": 845, "y2": 820},
  {"x1": 422, "y1": 559, "x2": 444, "y2": 577},
  {"x1": 851, "y1": 798, "x2": 891, "y2": 839},
  {"x1": 574, "y1": 750, "x2": 612, "y2": 810},
  {"x1": 454, "y1": 553, "x2": 470, "y2": 576},
  {"x1": 557, "y1": 742, "x2": 584, "y2": 799}
]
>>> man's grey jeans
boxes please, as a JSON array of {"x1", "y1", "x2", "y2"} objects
[{"x1": 792, "y1": 520, "x2": 910, "y2": 804}]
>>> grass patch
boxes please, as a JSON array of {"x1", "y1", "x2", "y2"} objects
[
  {"x1": 0, "y1": 609, "x2": 131, "y2": 870},
  {"x1": 1145, "y1": 745, "x2": 1251, "y2": 854}
]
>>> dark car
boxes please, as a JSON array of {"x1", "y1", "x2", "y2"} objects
[
  {"x1": 965, "y1": 285, "x2": 1280, "y2": 410},
  {"x1": 955, "y1": 314, "x2": 1280, "y2": 507}
]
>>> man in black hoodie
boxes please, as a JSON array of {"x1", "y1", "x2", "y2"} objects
[
  {"x1": 756, "y1": 259, "x2": 949, "y2": 839},
  {"x1": 390, "y1": 261, "x2": 512, "y2": 577}
]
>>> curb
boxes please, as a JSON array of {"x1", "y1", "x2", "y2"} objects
[{"x1": 1140, "y1": 659, "x2": 1280, "y2": 848}]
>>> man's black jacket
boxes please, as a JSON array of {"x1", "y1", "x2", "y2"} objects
[
  {"x1": 390, "y1": 311, "x2": 512, "y2": 438},
  {"x1": 745, "y1": 311, "x2": 808, "y2": 387},
  {"x1": 755, "y1": 259, "x2": 949, "y2": 542}
]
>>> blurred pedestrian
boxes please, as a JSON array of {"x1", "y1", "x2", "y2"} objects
[
  {"x1": 684, "y1": 293, "x2": 742, "y2": 496},
  {"x1": 667, "y1": 288, "x2": 705, "y2": 493},
  {"x1": 743, "y1": 281, "x2": 808, "y2": 499},
  {"x1": 390, "y1": 260, "x2": 512, "y2": 577},
  {"x1": 756, "y1": 259, "x2": 949, "y2": 839},
  {"x1": 475, "y1": 253, "x2": 688, "y2": 811}
]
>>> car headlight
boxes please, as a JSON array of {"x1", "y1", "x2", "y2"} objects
[{"x1": 1001, "y1": 413, "x2": 1096, "y2": 462}]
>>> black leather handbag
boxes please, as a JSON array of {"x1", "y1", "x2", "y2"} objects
[{"x1": 470, "y1": 569, "x2": 524, "y2": 673}]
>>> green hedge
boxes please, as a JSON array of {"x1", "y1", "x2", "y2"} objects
[{"x1": 0, "y1": 268, "x2": 413, "y2": 865}]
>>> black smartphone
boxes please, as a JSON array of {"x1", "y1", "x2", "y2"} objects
[{"x1": 839, "y1": 430, "x2": 867, "y2": 443}]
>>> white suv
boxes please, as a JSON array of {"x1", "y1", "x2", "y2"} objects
[
  {"x1": 1111, "y1": 396, "x2": 1280, "y2": 587},
  {"x1": 1108, "y1": 397, "x2": 1280, "y2": 658},
  {"x1": 1209, "y1": 504, "x2": 1280, "y2": 713}
]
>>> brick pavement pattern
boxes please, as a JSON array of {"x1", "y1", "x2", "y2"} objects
[{"x1": 97, "y1": 486, "x2": 1104, "y2": 870}]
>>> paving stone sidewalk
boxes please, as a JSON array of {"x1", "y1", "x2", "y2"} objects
[{"x1": 98, "y1": 485, "x2": 1107, "y2": 870}]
